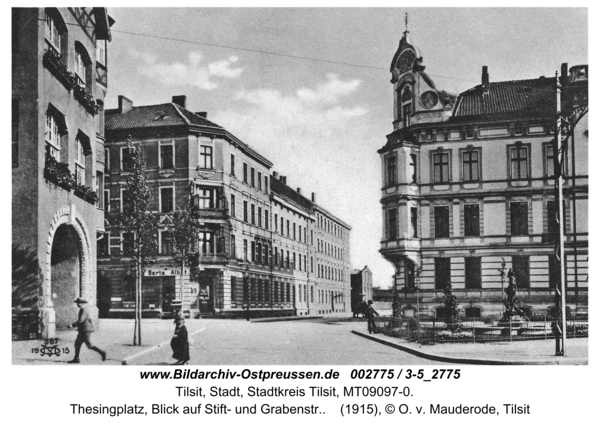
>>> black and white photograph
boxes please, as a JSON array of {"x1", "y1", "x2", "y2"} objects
[{"x1": 7, "y1": 3, "x2": 595, "y2": 423}]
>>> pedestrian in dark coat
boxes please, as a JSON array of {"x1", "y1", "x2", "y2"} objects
[
  {"x1": 365, "y1": 300, "x2": 380, "y2": 334},
  {"x1": 68, "y1": 298, "x2": 106, "y2": 363},
  {"x1": 171, "y1": 317, "x2": 190, "y2": 365}
]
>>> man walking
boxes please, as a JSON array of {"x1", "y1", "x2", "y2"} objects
[
  {"x1": 68, "y1": 298, "x2": 107, "y2": 363},
  {"x1": 365, "y1": 300, "x2": 379, "y2": 334}
]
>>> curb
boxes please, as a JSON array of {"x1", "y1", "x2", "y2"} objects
[
  {"x1": 351, "y1": 330, "x2": 587, "y2": 366},
  {"x1": 250, "y1": 316, "x2": 324, "y2": 323},
  {"x1": 121, "y1": 327, "x2": 206, "y2": 365}
]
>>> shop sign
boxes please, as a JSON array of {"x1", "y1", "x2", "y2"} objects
[{"x1": 144, "y1": 268, "x2": 189, "y2": 277}]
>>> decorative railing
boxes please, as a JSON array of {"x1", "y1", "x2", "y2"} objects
[{"x1": 44, "y1": 154, "x2": 98, "y2": 204}]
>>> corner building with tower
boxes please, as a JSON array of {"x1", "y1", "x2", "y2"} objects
[{"x1": 379, "y1": 30, "x2": 588, "y2": 319}]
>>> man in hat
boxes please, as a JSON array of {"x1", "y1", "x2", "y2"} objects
[
  {"x1": 365, "y1": 300, "x2": 380, "y2": 334},
  {"x1": 68, "y1": 297, "x2": 107, "y2": 363}
]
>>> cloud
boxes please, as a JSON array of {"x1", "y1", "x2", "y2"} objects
[
  {"x1": 133, "y1": 51, "x2": 243, "y2": 90},
  {"x1": 296, "y1": 73, "x2": 362, "y2": 104}
]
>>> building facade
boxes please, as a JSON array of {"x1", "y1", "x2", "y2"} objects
[
  {"x1": 99, "y1": 95, "x2": 352, "y2": 318},
  {"x1": 12, "y1": 8, "x2": 113, "y2": 338},
  {"x1": 379, "y1": 30, "x2": 588, "y2": 319},
  {"x1": 351, "y1": 266, "x2": 374, "y2": 309}
]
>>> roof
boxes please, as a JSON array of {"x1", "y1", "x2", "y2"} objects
[
  {"x1": 452, "y1": 77, "x2": 555, "y2": 121},
  {"x1": 270, "y1": 176, "x2": 314, "y2": 214},
  {"x1": 105, "y1": 103, "x2": 222, "y2": 131}
]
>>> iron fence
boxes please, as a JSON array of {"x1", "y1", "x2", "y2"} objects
[{"x1": 373, "y1": 315, "x2": 588, "y2": 345}]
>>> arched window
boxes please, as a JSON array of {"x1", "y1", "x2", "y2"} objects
[
  {"x1": 74, "y1": 42, "x2": 92, "y2": 90},
  {"x1": 75, "y1": 130, "x2": 92, "y2": 186},
  {"x1": 398, "y1": 85, "x2": 413, "y2": 128},
  {"x1": 45, "y1": 105, "x2": 67, "y2": 160}
]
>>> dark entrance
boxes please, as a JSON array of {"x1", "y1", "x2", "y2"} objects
[{"x1": 51, "y1": 225, "x2": 82, "y2": 329}]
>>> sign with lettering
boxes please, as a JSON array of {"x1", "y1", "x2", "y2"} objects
[{"x1": 144, "y1": 268, "x2": 189, "y2": 277}]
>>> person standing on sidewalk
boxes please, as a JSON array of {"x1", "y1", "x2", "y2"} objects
[
  {"x1": 365, "y1": 300, "x2": 379, "y2": 334},
  {"x1": 171, "y1": 316, "x2": 190, "y2": 365},
  {"x1": 68, "y1": 298, "x2": 107, "y2": 363}
]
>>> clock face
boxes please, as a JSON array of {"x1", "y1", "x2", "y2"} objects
[
  {"x1": 397, "y1": 50, "x2": 416, "y2": 74},
  {"x1": 420, "y1": 91, "x2": 439, "y2": 109}
]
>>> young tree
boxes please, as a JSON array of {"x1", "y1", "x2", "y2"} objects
[
  {"x1": 169, "y1": 201, "x2": 201, "y2": 311},
  {"x1": 119, "y1": 136, "x2": 158, "y2": 346},
  {"x1": 442, "y1": 283, "x2": 460, "y2": 329}
]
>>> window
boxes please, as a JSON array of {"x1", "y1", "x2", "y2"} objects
[
  {"x1": 512, "y1": 256, "x2": 530, "y2": 289},
  {"x1": 509, "y1": 145, "x2": 528, "y2": 179},
  {"x1": 257, "y1": 243, "x2": 262, "y2": 264},
  {"x1": 231, "y1": 277, "x2": 237, "y2": 302},
  {"x1": 258, "y1": 172, "x2": 262, "y2": 190},
  {"x1": 433, "y1": 152, "x2": 450, "y2": 183},
  {"x1": 122, "y1": 232, "x2": 134, "y2": 254},
  {"x1": 75, "y1": 138, "x2": 86, "y2": 185},
  {"x1": 435, "y1": 258, "x2": 451, "y2": 290},
  {"x1": 293, "y1": 223, "x2": 296, "y2": 240},
  {"x1": 243, "y1": 163, "x2": 248, "y2": 183},
  {"x1": 547, "y1": 201, "x2": 559, "y2": 235},
  {"x1": 195, "y1": 188, "x2": 214, "y2": 209},
  {"x1": 230, "y1": 194, "x2": 236, "y2": 217},
  {"x1": 265, "y1": 176, "x2": 269, "y2": 193},
  {"x1": 286, "y1": 220, "x2": 290, "y2": 237},
  {"x1": 462, "y1": 150, "x2": 479, "y2": 182},
  {"x1": 258, "y1": 207, "x2": 262, "y2": 227},
  {"x1": 230, "y1": 235, "x2": 236, "y2": 257},
  {"x1": 74, "y1": 43, "x2": 91, "y2": 89},
  {"x1": 409, "y1": 154, "x2": 417, "y2": 183},
  {"x1": 464, "y1": 204, "x2": 480, "y2": 237},
  {"x1": 510, "y1": 202, "x2": 528, "y2": 236},
  {"x1": 97, "y1": 233, "x2": 109, "y2": 257},
  {"x1": 286, "y1": 250, "x2": 290, "y2": 268},
  {"x1": 387, "y1": 208, "x2": 397, "y2": 240},
  {"x1": 274, "y1": 247, "x2": 278, "y2": 265},
  {"x1": 160, "y1": 144, "x2": 174, "y2": 169},
  {"x1": 465, "y1": 127, "x2": 475, "y2": 139},
  {"x1": 96, "y1": 39, "x2": 106, "y2": 66},
  {"x1": 465, "y1": 257, "x2": 481, "y2": 289},
  {"x1": 243, "y1": 239, "x2": 248, "y2": 261},
  {"x1": 293, "y1": 253, "x2": 296, "y2": 270},
  {"x1": 199, "y1": 232, "x2": 214, "y2": 255},
  {"x1": 160, "y1": 230, "x2": 173, "y2": 255},
  {"x1": 434, "y1": 206, "x2": 450, "y2": 238},
  {"x1": 403, "y1": 103, "x2": 412, "y2": 128},
  {"x1": 264, "y1": 210, "x2": 269, "y2": 229},
  {"x1": 199, "y1": 145, "x2": 213, "y2": 169},
  {"x1": 96, "y1": 171, "x2": 104, "y2": 209},
  {"x1": 160, "y1": 187, "x2": 174, "y2": 213},
  {"x1": 274, "y1": 214, "x2": 278, "y2": 232},
  {"x1": 250, "y1": 167, "x2": 255, "y2": 187},
  {"x1": 45, "y1": 110, "x2": 62, "y2": 160},
  {"x1": 103, "y1": 189, "x2": 110, "y2": 212},
  {"x1": 545, "y1": 145, "x2": 555, "y2": 178},
  {"x1": 45, "y1": 10, "x2": 62, "y2": 53},
  {"x1": 105, "y1": 148, "x2": 110, "y2": 170},
  {"x1": 465, "y1": 307, "x2": 481, "y2": 319},
  {"x1": 121, "y1": 147, "x2": 132, "y2": 171},
  {"x1": 243, "y1": 201, "x2": 248, "y2": 222},
  {"x1": 386, "y1": 155, "x2": 397, "y2": 186},
  {"x1": 410, "y1": 207, "x2": 418, "y2": 238},
  {"x1": 251, "y1": 204, "x2": 255, "y2": 225},
  {"x1": 230, "y1": 154, "x2": 235, "y2": 176}
]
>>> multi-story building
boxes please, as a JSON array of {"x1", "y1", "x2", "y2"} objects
[
  {"x1": 99, "y1": 95, "x2": 352, "y2": 318},
  {"x1": 351, "y1": 266, "x2": 374, "y2": 308},
  {"x1": 313, "y1": 204, "x2": 352, "y2": 314},
  {"x1": 12, "y1": 8, "x2": 113, "y2": 338},
  {"x1": 379, "y1": 30, "x2": 588, "y2": 319}
]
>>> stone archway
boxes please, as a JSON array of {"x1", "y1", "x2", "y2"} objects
[{"x1": 41, "y1": 205, "x2": 92, "y2": 337}]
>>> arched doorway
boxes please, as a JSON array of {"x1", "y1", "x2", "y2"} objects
[{"x1": 50, "y1": 224, "x2": 83, "y2": 329}]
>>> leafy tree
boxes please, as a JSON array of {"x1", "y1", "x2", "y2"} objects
[
  {"x1": 119, "y1": 136, "x2": 158, "y2": 346},
  {"x1": 442, "y1": 283, "x2": 460, "y2": 329},
  {"x1": 168, "y1": 202, "x2": 201, "y2": 309}
]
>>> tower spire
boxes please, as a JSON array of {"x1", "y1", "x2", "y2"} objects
[{"x1": 405, "y1": 12, "x2": 409, "y2": 33}]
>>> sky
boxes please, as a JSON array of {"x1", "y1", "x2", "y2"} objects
[{"x1": 103, "y1": 7, "x2": 588, "y2": 288}]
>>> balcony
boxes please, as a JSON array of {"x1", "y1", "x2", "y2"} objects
[
  {"x1": 198, "y1": 254, "x2": 229, "y2": 266},
  {"x1": 191, "y1": 195, "x2": 228, "y2": 221}
]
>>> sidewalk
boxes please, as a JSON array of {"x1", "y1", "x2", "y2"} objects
[
  {"x1": 352, "y1": 329, "x2": 588, "y2": 365},
  {"x1": 12, "y1": 319, "x2": 205, "y2": 366}
]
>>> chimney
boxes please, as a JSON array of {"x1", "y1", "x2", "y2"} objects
[
  {"x1": 297, "y1": 188, "x2": 301, "y2": 194},
  {"x1": 272, "y1": 171, "x2": 279, "y2": 179},
  {"x1": 118, "y1": 95, "x2": 133, "y2": 114},
  {"x1": 196, "y1": 112, "x2": 207, "y2": 119},
  {"x1": 311, "y1": 192, "x2": 316, "y2": 203},
  {"x1": 482, "y1": 66, "x2": 489, "y2": 86},
  {"x1": 172, "y1": 95, "x2": 187, "y2": 109},
  {"x1": 281, "y1": 176, "x2": 287, "y2": 185}
]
